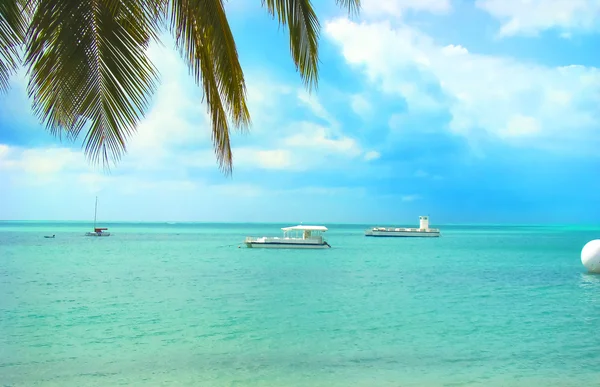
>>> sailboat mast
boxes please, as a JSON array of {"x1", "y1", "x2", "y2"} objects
[{"x1": 94, "y1": 196, "x2": 98, "y2": 229}]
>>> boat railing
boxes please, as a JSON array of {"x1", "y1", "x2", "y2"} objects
[
  {"x1": 245, "y1": 235, "x2": 324, "y2": 243},
  {"x1": 370, "y1": 227, "x2": 440, "y2": 232}
]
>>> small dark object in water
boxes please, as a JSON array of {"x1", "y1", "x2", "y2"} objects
[{"x1": 44, "y1": 235, "x2": 55, "y2": 239}]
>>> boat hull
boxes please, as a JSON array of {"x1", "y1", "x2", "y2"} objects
[
  {"x1": 365, "y1": 230, "x2": 440, "y2": 237},
  {"x1": 85, "y1": 232, "x2": 111, "y2": 237},
  {"x1": 244, "y1": 241, "x2": 331, "y2": 249}
]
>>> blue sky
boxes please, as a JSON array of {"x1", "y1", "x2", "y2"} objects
[{"x1": 1, "y1": 0, "x2": 600, "y2": 224}]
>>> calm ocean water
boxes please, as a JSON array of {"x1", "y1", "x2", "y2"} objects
[{"x1": 1, "y1": 221, "x2": 600, "y2": 386}]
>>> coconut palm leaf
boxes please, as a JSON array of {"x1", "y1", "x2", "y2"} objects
[
  {"x1": 2, "y1": 0, "x2": 361, "y2": 173},
  {"x1": 24, "y1": 0, "x2": 161, "y2": 166},
  {"x1": 169, "y1": 0, "x2": 251, "y2": 174},
  {"x1": 335, "y1": 0, "x2": 361, "y2": 15},
  {"x1": 261, "y1": 0, "x2": 360, "y2": 91},
  {"x1": 0, "y1": 0, "x2": 26, "y2": 93}
]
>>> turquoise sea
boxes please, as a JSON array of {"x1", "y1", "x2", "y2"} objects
[{"x1": 1, "y1": 221, "x2": 600, "y2": 387}]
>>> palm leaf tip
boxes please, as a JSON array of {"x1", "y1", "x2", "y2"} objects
[
  {"x1": 262, "y1": 0, "x2": 360, "y2": 92},
  {"x1": 336, "y1": 0, "x2": 361, "y2": 16},
  {"x1": 262, "y1": 0, "x2": 321, "y2": 91},
  {"x1": 170, "y1": 0, "x2": 250, "y2": 174}
]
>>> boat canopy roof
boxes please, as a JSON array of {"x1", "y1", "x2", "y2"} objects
[{"x1": 281, "y1": 225, "x2": 328, "y2": 232}]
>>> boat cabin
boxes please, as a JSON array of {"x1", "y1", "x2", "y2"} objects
[{"x1": 281, "y1": 225, "x2": 328, "y2": 241}]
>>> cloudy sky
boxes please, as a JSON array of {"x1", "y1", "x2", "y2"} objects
[{"x1": 1, "y1": 0, "x2": 599, "y2": 224}]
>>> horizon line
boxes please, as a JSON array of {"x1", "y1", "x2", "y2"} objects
[{"x1": 0, "y1": 220, "x2": 598, "y2": 227}]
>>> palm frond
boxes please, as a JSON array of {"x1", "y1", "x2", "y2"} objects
[
  {"x1": 24, "y1": 0, "x2": 161, "y2": 167},
  {"x1": 261, "y1": 0, "x2": 320, "y2": 91},
  {"x1": 261, "y1": 0, "x2": 360, "y2": 91},
  {"x1": 169, "y1": 0, "x2": 251, "y2": 175},
  {"x1": 335, "y1": 0, "x2": 361, "y2": 17},
  {"x1": 0, "y1": 0, "x2": 27, "y2": 93}
]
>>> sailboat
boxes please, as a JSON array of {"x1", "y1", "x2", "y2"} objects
[{"x1": 85, "y1": 196, "x2": 111, "y2": 237}]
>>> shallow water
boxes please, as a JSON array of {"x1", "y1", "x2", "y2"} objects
[{"x1": 1, "y1": 222, "x2": 599, "y2": 386}]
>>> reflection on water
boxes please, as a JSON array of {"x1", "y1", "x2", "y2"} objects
[
  {"x1": 578, "y1": 272, "x2": 600, "y2": 305},
  {"x1": 579, "y1": 272, "x2": 600, "y2": 288}
]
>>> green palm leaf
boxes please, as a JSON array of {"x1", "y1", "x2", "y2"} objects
[
  {"x1": 169, "y1": 0, "x2": 251, "y2": 174},
  {"x1": 24, "y1": 0, "x2": 161, "y2": 165},
  {"x1": 1, "y1": 0, "x2": 361, "y2": 173},
  {"x1": 0, "y1": 0, "x2": 26, "y2": 93},
  {"x1": 261, "y1": 0, "x2": 360, "y2": 91}
]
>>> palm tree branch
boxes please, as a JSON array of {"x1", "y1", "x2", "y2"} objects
[
  {"x1": 335, "y1": 0, "x2": 361, "y2": 16},
  {"x1": 262, "y1": 0, "x2": 320, "y2": 91},
  {"x1": 169, "y1": 0, "x2": 251, "y2": 174},
  {"x1": 261, "y1": 0, "x2": 360, "y2": 91},
  {"x1": 24, "y1": 0, "x2": 161, "y2": 166},
  {"x1": 0, "y1": 0, "x2": 27, "y2": 93}
]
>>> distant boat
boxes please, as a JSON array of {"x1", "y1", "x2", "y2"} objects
[
  {"x1": 85, "y1": 196, "x2": 111, "y2": 237},
  {"x1": 244, "y1": 225, "x2": 331, "y2": 249},
  {"x1": 44, "y1": 235, "x2": 55, "y2": 238},
  {"x1": 365, "y1": 216, "x2": 441, "y2": 237}
]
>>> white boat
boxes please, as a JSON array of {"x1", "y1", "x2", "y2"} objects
[
  {"x1": 244, "y1": 225, "x2": 331, "y2": 249},
  {"x1": 85, "y1": 196, "x2": 111, "y2": 237},
  {"x1": 365, "y1": 216, "x2": 440, "y2": 237}
]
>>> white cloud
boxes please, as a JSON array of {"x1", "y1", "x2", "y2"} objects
[
  {"x1": 0, "y1": 143, "x2": 370, "y2": 209},
  {"x1": 216, "y1": 185, "x2": 367, "y2": 198},
  {"x1": 125, "y1": 80, "x2": 209, "y2": 163},
  {"x1": 364, "y1": 150, "x2": 381, "y2": 161},
  {"x1": 0, "y1": 87, "x2": 375, "y2": 186},
  {"x1": 0, "y1": 146, "x2": 87, "y2": 176},
  {"x1": 324, "y1": 18, "x2": 600, "y2": 153},
  {"x1": 401, "y1": 194, "x2": 421, "y2": 202},
  {"x1": 78, "y1": 173, "x2": 112, "y2": 194},
  {"x1": 441, "y1": 44, "x2": 469, "y2": 56},
  {"x1": 229, "y1": 122, "x2": 370, "y2": 171},
  {"x1": 110, "y1": 178, "x2": 199, "y2": 196},
  {"x1": 210, "y1": 183, "x2": 265, "y2": 198},
  {"x1": 0, "y1": 145, "x2": 234, "y2": 196},
  {"x1": 283, "y1": 122, "x2": 362, "y2": 156},
  {"x1": 245, "y1": 75, "x2": 294, "y2": 132},
  {"x1": 351, "y1": 94, "x2": 373, "y2": 117},
  {"x1": 281, "y1": 186, "x2": 367, "y2": 197},
  {"x1": 501, "y1": 115, "x2": 540, "y2": 138},
  {"x1": 476, "y1": 0, "x2": 600, "y2": 37},
  {"x1": 297, "y1": 89, "x2": 339, "y2": 128},
  {"x1": 107, "y1": 41, "x2": 215, "y2": 173},
  {"x1": 0, "y1": 144, "x2": 9, "y2": 158},
  {"x1": 118, "y1": 42, "x2": 303, "y2": 174},
  {"x1": 361, "y1": 0, "x2": 451, "y2": 19},
  {"x1": 0, "y1": 146, "x2": 106, "y2": 190},
  {"x1": 116, "y1": 40, "x2": 377, "y2": 175},
  {"x1": 233, "y1": 148, "x2": 293, "y2": 170},
  {"x1": 0, "y1": 33, "x2": 380, "y2": 209}
]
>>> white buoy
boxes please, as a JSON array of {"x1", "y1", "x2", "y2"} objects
[{"x1": 581, "y1": 240, "x2": 600, "y2": 273}]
